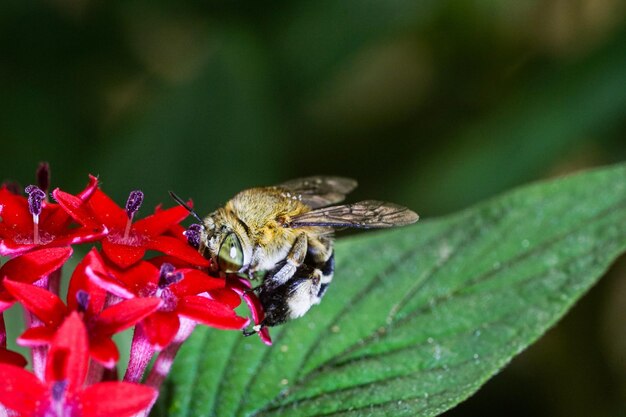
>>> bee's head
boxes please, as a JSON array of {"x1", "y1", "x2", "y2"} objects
[
  {"x1": 169, "y1": 191, "x2": 252, "y2": 274},
  {"x1": 202, "y1": 210, "x2": 253, "y2": 274}
]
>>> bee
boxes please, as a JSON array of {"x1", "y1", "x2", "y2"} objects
[{"x1": 171, "y1": 177, "x2": 418, "y2": 334}]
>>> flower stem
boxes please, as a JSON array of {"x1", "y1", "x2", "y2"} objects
[
  {"x1": 48, "y1": 268, "x2": 62, "y2": 296},
  {"x1": 85, "y1": 359, "x2": 105, "y2": 386},
  {"x1": 124, "y1": 325, "x2": 155, "y2": 383},
  {"x1": 31, "y1": 345, "x2": 48, "y2": 378},
  {"x1": 137, "y1": 318, "x2": 196, "y2": 417},
  {"x1": 145, "y1": 318, "x2": 195, "y2": 389},
  {"x1": 28, "y1": 274, "x2": 52, "y2": 378},
  {"x1": 0, "y1": 314, "x2": 6, "y2": 347}
]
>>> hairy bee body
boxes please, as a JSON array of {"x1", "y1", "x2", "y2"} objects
[
  {"x1": 201, "y1": 187, "x2": 332, "y2": 273},
  {"x1": 193, "y1": 177, "x2": 418, "y2": 333}
]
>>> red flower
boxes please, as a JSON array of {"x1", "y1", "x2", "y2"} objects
[
  {"x1": 0, "y1": 175, "x2": 106, "y2": 257},
  {"x1": 87, "y1": 189, "x2": 209, "y2": 269},
  {"x1": 0, "y1": 246, "x2": 72, "y2": 311},
  {"x1": 0, "y1": 312, "x2": 156, "y2": 417},
  {"x1": 5, "y1": 250, "x2": 161, "y2": 367},
  {"x1": 90, "y1": 259, "x2": 248, "y2": 349}
]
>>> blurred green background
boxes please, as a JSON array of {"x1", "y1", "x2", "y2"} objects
[{"x1": 1, "y1": 0, "x2": 625, "y2": 416}]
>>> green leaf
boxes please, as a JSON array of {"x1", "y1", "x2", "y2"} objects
[{"x1": 160, "y1": 163, "x2": 626, "y2": 417}]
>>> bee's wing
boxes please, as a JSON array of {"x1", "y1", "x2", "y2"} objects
[
  {"x1": 287, "y1": 200, "x2": 419, "y2": 229},
  {"x1": 278, "y1": 176, "x2": 358, "y2": 208}
]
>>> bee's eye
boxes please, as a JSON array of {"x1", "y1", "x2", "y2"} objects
[{"x1": 218, "y1": 233, "x2": 243, "y2": 272}]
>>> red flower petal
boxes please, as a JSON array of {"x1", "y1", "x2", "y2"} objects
[
  {"x1": 133, "y1": 205, "x2": 189, "y2": 238},
  {"x1": 258, "y1": 327, "x2": 272, "y2": 346},
  {"x1": 142, "y1": 311, "x2": 180, "y2": 349},
  {"x1": 0, "y1": 182, "x2": 105, "y2": 256},
  {"x1": 52, "y1": 188, "x2": 102, "y2": 228},
  {"x1": 89, "y1": 335, "x2": 119, "y2": 368},
  {"x1": 17, "y1": 326, "x2": 56, "y2": 346},
  {"x1": 169, "y1": 269, "x2": 224, "y2": 297},
  {"x1": 88, "y1": 189, "x2": 128, "y2": 229},
  {"x1": 0, "y1": 238, "x2": 37, "y2": 257},
  {"x1": 207, "y1": 288, "x2": 242, "y2": 309},
  {"x1": 165, "y1": 222, "x2": 188, "y2": 242},
  {"x1": 145, "y1": 235, "x2": 210, "y2": 267},
  {"x1": 0, "y1": 364, "x2": 46, "y2": 414},
  {"x1": 86, "y1": 269, "x2": 136, "y2": 300},
  {"x1": 0, "y1": 348, "x2": 27, "y2": 368},
  {"x1": 101, "y1": 239, "x2": 146, "y2": 269},
  {"x1": 67, "y1": 248, "x2": 108, "y2": 314},
  {"x1": 229, "y1": 277, "x2": 272, "y2": 345},
  {"x1": 0, "y1": 189, "x2": 32, "y2": 233},
  {"x1": 38, "y1": 203, "x2": 63, "y2": 225},
  {"x1": 76, "y1": 174, "x2": 99, "y2": 201},
  {"x1": 94, "y1": 298, "x2": 161, "y2": 336},
  {"x1": 0, "y1": 292, "x2": 15, "y2": 313},
  {"x1": 41, "y1": 175, "x2": 99, "y2": 229},
  {"x1": 46, "y1": 312, "x2": 89, "y2": 390},
  {"x1": 60, "y1": 225, "x2": 108, "y2": 247},
  {"x1": 3, "y1": 280, "x2": 68, "y2": 327},
  {"x1": 0, "y1": 246, "x2": 72, "y2": 285},
  {"x1": 78, "y1": 382, "x2": 156, "y2": 417},
  {"x1": 115, "y1": 261, "x2": 159, "y2": 292},
  {"x1": 147, "y1": 255, "x2": 198, "y2": 269},
  {"x1": 177, "y1": 295, "x2": 249, "y2": 330}
]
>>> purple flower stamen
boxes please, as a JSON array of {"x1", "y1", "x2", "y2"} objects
[
  {"x1": 123, "y1": 190, "x2": 144, "y2": 240},
  {"x1": 158, "y1": 263, "x2": 183, "y2": 288},
  {"x1": 76, "y1": 290, "x2": 90, "y2": 313},
  {"x1": 51, "y1": 380, "x2": 68, "y2": 402},
  {"x1": 125, "y1": 190, "x2": 144, "y2": 219},
  {"x1": 36, "y1": 162, "x2": 51, "y2": 194},
  {"x1": 184, "y1": 224, "x2": 203, "y2": 249},
  {"x1": 25, "y1": 185, "x2": 46, "y2": 217},
  {"x1": 25, "y1": 185, "x2": 46, "y2": 244}
]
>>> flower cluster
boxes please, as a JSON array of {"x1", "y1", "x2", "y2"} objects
[{"x1": 0, "y1": 164, "x2": 269, "y2": 417}]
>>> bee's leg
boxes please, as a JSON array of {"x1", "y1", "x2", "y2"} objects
[
  {"x1": 242, "y1": 327, "x2": 256, "y2": 337},
  {"x1": 242, "y1": 322, "x2": 265, "y2": 336},
  {"x1": 314, "y1": 252, "x2": 334, "y2": 303},
  {"x1": 264, "y1": 232, "x2": 308, "y2": 289},
  {"x1": 260, "y1": 265, "x2": 322, "y2": 326}
]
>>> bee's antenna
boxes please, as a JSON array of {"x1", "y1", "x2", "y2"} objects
[{"x1": 168, "y1": 191, "x2": 205, "y2": 226}]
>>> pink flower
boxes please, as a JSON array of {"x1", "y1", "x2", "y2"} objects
[
  {"x1": 0, "y1": 312, "x2": 156, "y2": 417},
  {"x1": 5, "y1": 250, "x2": 162, "y2": 367},
  {"x1": 0, "y1": 247, "x2": 73, "y2": 311},
  {"x1": 87, "y1": 189, "x2": 209, "y2": 269},
  {"x1": 90, "y1": 259, "x2": 248, "y2": 349},
  {"x1": 0, "y1": 175, "x2": 106, "y2": 257}
]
